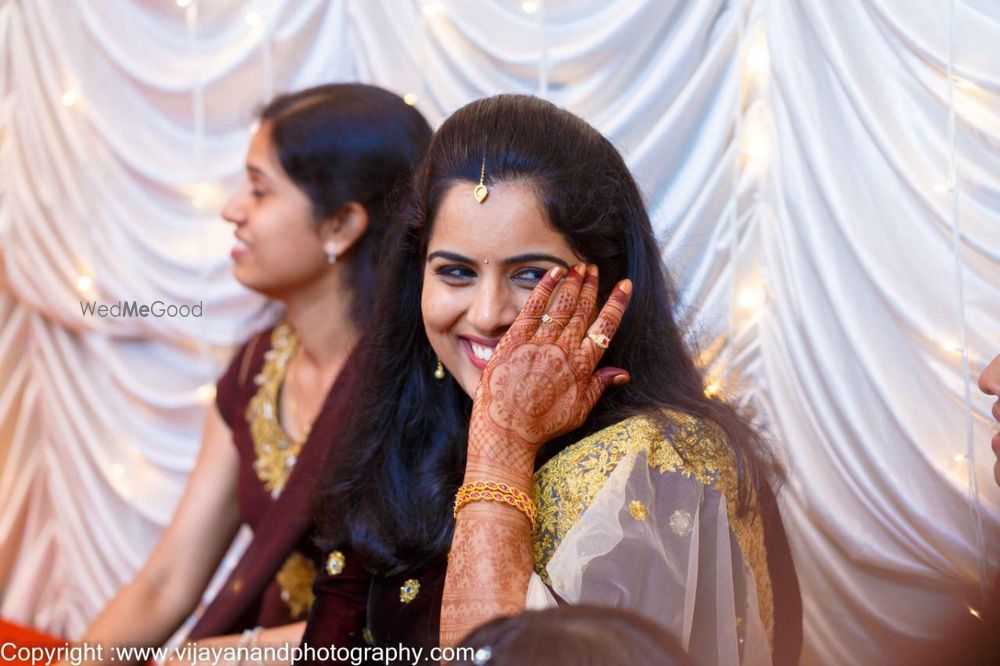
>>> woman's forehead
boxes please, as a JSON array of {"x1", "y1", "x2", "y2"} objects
[{"x1": 427, "y1": 181, "x2": 577, "y2": 260}]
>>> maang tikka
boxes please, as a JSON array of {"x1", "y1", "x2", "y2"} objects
[{"x1": 473, "y1": 156, "x2": 488, "y2": 204}]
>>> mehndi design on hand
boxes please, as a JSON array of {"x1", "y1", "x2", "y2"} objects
[{"x1": 469, "y1": 263, "x2": 632, "y2": 475}]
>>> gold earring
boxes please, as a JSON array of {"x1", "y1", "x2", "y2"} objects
[
  {"x1": 473, "y1": 156, "x2": 488, "y2": 204},
  {"x1": 434, "y1": 359, "x2": 446, "y2": 380}
]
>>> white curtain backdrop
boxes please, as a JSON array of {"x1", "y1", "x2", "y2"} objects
[{"x1": 1, "y1": 1, "x2": 997, "y2": 664}]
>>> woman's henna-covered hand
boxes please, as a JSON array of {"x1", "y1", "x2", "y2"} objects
[
  {"x1": 441, "y1": 263, "x2": 632, "y2": 646},
  {"x1": 468, "y1": 263, "x2": 633, "y2": 477}
]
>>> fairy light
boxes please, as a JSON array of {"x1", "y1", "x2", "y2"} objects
[
  {"x1": 75, "y1": 274, "x2": 94, "y2": 294},
  {"x1": 195, "y1": 383, "x2": 217, "y2": 404},
  {"x1": 939, "y1": 338, "x2": 964, "y2": 355},
  {"x1": 969, "y1": 607, "x2": 983, "y2": 621},
  {"x1": 744, "y1": 30, "x2": 770, "y2": 85},
  {"x1": 738, "y1": 286, "x2": 767, "y2": 312},
  {"x1": 954, "y1": 453, "x2": 968, "y2": 462},
  {"x1": 740, "y1": 101, "x2": 773, "y2": 180},
  {"x1": 521, "y1": 0, "x2": 539, "y2": 14},
  {"x1": 704, "y1": 380, "x2": 722, "y2": 398},
  {"x1": 175, "y1": 0, "x2": 191, "y2": 7},
  {"x1": 191, "y1": 182, "x2": 222, "y2": 209},
  {"x1": 403, "y1": 93, "x2": 419, "y2": 106},
  {"x1": 741, "y1": 128, "x2": 769, "y2": 160},
  {"x1": 107, "y1": 461, "x2": 135, "y2": 499},
  {"x1": 421, "y1": 1, "x2": 443, "y2": 17},
  {"x1": 61, "y1": 90, "x2": 79, "y2": 107},
  {"x1": 741, "y1": 118, "x2": 770, "y2": 161}
]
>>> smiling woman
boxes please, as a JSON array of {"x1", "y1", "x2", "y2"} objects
[{"x1": 303, "y1": 94, "x2": 802, "y2": 665}]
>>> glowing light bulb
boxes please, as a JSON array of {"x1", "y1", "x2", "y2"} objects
[
  {"x1": 738, "y1": 286, "x2": 766, "y2": 312},
  {"x1": 196, "y1": 383, "x2": 217, "y2": 403},
  {"x1": 422, "y1": 1, "x2": 443, "y2": 17},
  {"x1": 739, "y1": 104, "x2": 772, "y2": 177},
  {"x1": 176, "y1": 0, "x2": 191, "y2": 7},
  {"x1": 521, "y1": 1, "x2": 539, "y2": 14},
  {"x1": 953, "y1": 453, "x2": 967, "y2": 462},
  {"x1": 704, "y1": 381, "x2": 722, "y2": 398},
  {"x1": 741, "y1": 123, "x2": 769, "y2": 161},
  {"x1": 744, "y1": 30, "x2": 770, "y2": 84},
  {"x1": 939, "y1": 338, "x2": 963, "y2": 355},
  {"x1": 76, "y1": 274, "x2": 94, "y2": 293},
  {"x1": 191, "y1": 182, "x2": 221, "y2": 209},
  {"x1": 969, "y1": 607, "x2": 983, "y2": 621},
  {"x1": 61, "y1": 90, "x2": 79, "y2": 107},
  {"x1": 403, "y1": 93, "x2": 419, "y2": 106}
]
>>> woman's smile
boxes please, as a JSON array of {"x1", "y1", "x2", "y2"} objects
[{"x1": 461, "y1": 335, "x2": 499, "y2": 369}]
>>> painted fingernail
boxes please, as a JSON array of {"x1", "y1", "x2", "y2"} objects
[
  {"x1": 619, "y1": 279, "x2": 633, "y2": 294},
  {"x1": 550, "y1": 266, "x2": 566, "y2": 279},
  {"x1": 587, "y1": 264, "x2": 598, "y2": 277},
  {"x1": 613, "y1": 374, "x2": 630, "y2": 385},
  {"x1": 573, "y1": 263, "x2": 586, "y2": 275}
]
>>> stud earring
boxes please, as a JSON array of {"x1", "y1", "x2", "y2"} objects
[
  {"x1": 324, "y1": 241, "x2": 337, "y2": 265},
  {"x1": 434, "y1": 359, "x2": 446, "y2": 380}
]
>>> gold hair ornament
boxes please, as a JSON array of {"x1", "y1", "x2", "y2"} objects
[{"x1": 473, "y1": 156, "x2": 489, "y2": 204}]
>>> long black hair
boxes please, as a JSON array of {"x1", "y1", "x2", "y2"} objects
[
  {"x1": 316, "y1": 94, "x2": 777, "y2": 576},
  {"x1": 259, "y1": 83, "x2": 431, "y2": 327}
]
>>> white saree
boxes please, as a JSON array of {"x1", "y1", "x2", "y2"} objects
[{"x1": 527, "y1": 411, "x2": 774, "y2": 666}]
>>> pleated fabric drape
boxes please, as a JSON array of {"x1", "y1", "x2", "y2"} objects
[{"x1": 0, "y1": 1, "x2": 997, "y2": 664}]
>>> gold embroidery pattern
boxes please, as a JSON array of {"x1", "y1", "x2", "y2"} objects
[
  {"x1": 275, "y1": 551, "x2": 317, "y2": 619},
  {"x1": 628, "y1": 500, "x2": 648, "y2": 521},
  {"x1": 246, "y1": 323, "x2": 303, "y2": 498},
  {"x1": 531, "y1": 410, "x2": 773, "y2": 646}
]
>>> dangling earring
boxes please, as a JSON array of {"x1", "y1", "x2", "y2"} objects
[
  {"x1": 434, "y1": 359, "x2": 446, "y2": 380},
  {"x1": 324, "y1": 241, "x2": 337, "y2": 265}
]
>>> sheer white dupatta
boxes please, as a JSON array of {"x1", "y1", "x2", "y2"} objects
[{"x1": 527, "y1": 412, "x2": 773, "y2": 666}]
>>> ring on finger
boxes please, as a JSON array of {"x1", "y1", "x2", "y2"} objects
[
  {"x1": 587, "y1": 332, "x2": 610, "y2": 349},
  {"x1": 541, "y1": 313, "x2": 566, "y2": 329}
]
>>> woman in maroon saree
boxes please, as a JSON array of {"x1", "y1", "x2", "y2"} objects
[{"x1": 75, "y1": 84, "x2": 430, "y2": 663}]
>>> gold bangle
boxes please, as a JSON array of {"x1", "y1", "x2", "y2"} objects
[{"x1": 454, "y1": 480, "x2": 536, "y2": 530}]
